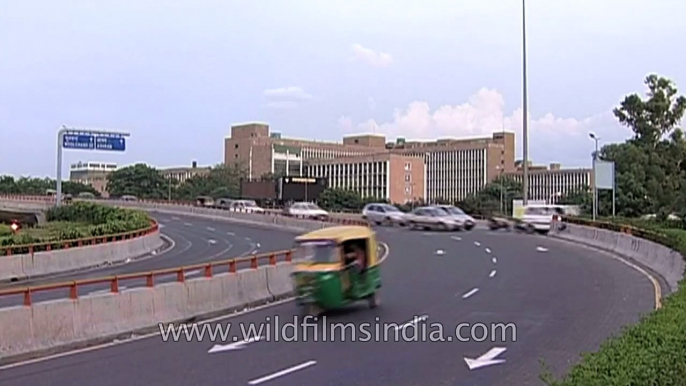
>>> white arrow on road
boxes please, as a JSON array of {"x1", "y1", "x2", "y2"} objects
[
  {"x1": 208, "y1": 335, "x2": 262, "y2": 354},
  {"x1": 464, "y1": 347, "x2": 507, "y2": 370}
]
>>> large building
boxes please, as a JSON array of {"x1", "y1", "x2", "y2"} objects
[
  {"x1": 224, "y1": 122, "x2": 516, "y2": 203},
  {"x1": 505, "y1": 162, "x2": 592, "y2": 204},
  {"x1": 69, "y1": 161, "x2": 118, "y2": 197},
  {"x1": 159, "y1": 161, "x2": 211, "y2": 183},
  {"x1": 305, "y1": 153, "x2": 425, "y2": 203}
]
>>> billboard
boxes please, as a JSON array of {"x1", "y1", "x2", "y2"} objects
[
  {"x1": 278, "y1": 177, "x2": 328, "y2": 202},
  {"x1": 594, "y1": 160, "x2": 615, "y2": 190}
]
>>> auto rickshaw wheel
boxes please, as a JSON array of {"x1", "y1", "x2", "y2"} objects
[{"x1": 368, "y1": 291, "x2": 380, "y2": 309}]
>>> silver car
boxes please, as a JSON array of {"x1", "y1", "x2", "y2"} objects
[
  {"x1": 433, "y1": 205, "x2": 476, "y2": 230},
  {"x1": 405, "y1": 206, "x2": 460, "y2": 231},
  {"x1": 362, "y1": 203, "x2": 406, "y2": 226}
]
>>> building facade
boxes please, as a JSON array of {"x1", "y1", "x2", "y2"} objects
[
  {"x1": 69, "y1": 161, "x2": 118, "y2": 197},
  {"x1": 305, "y1": 153, "x2": 425, "y2": 203},
  {"x1": 159, "y1": 161, "x2": 211, "y2": 183},
  {"x1": 505, "y1": 163, "x2": 592, "y2": 204}
]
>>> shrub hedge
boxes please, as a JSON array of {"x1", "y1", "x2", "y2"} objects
[
  {"x1": 542, "y1": 218, "x2": 686, "y2": 385},
  {"x1": 0, "y1": 202, "x2": 151, "y2": 253}
]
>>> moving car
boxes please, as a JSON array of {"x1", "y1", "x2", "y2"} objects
[
  {"x1": 405, "y1": 206, "x2": 461, "y2": 231},
  {"x1": 361, "y1": 203, "x2": 406, "y2": 226},
  {"x1": 230, "y1": 199, "x2": 265, "y2": 213},
  {"x1": 291, "y1": 225, "x2": 384, "y2": 316},
  {"x1": 433, "y1": 205, "x2": 476, "y2": 230},
  {"x1": 518, "y1": 205, "x2": 565, "y2": 234},
  {"x1": 283, "y1": 202, "x2": 329, "y2": 220}
]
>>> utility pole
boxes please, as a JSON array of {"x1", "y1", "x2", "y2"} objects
[{"x1": 521, "y1": 0, "x2": 530, "y2": 205}]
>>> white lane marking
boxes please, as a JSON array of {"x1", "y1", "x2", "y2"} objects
[
  {"x1": 208, "y1": 334, "x2": 262, "y2": 353},
  {"x1": 464, "y1": 347, "x2": 507, "y2": 370},
  {"x1": 256, "y1": 243, "x2": 261, "y2": 248},
  {"x1": 451, "y1": 236, "x2": 461, "y2": 241},
  {"x1": 184, "y1": 222, "x2": 192, "y2": 226},
  {"x1": 248, "y1": 360, "x2": 317, "y2": 385},
  {"x1": 226, "y1": 231, "x2": 235, "y2": 236},
  {"x1": 435, "y1": 249, "x2": 445, "y2": 255},
  {"x1": 158, "y1": 224, "x2": 165, "y2": 229},
  {"x1": 90, "y1": 286, "x2": 127, "y2": 295},
  {"x1": 172, "y1": 216, "x2": 180, "y2": 220},
  {"x1": 489, "y1": 270, "x2": 497, "y2": 278},
  {"x1": 206, "y1": 227, "x2": 215, "y2": 231},
  {"x1": 485, "y1": 248, "x2": 491, "y2": 254},
  {"x1": 474, "y1": 241, "x2": 481, "y2": 246},
  {"x1": 462, "y1": 288, "x2": 479, "y2": 299},
  {"x1": 394, "y1": 315, "x2": 429, "y2": 331},
  {"x1": 208, "y1": 239, "x2": 217, "y2": 244},
  {"x1": 492, "y1": 257, "x2": 497, "y2": 264},
  {"x1": 536, "y1": 246, "x2": 548, "y2": 252}
]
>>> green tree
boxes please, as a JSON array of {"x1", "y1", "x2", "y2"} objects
[
  {"x1": 175, "y1": 163, "x2": 247, "y2": 200},
  {"x1": 106, "y1": 164, "x2": 168, "y2": 199},
  {"x1": 0, "y1": 175, "x2": 99, "y2": 197},
  {"x1": 317, "y1": 188, "x2": 363, "y2": 211},
  {"x1": 558, "y1": 185, "x2": 592, "y2": 214}
]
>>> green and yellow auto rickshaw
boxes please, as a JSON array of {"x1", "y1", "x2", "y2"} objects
[{"x1": 290, "y1": 225, "x2": 385, "y2": 316}]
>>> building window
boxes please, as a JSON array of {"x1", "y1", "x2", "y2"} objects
[
  {"x1": 235, "y1": 144, "x2": 239, "y2": 149},
  {"x1": 405, "y1": 186, "x2": 411, "y2": 194},
  {"x1": 234, "y1": 154, "x2": 238, "y2": 158},
  {"x1": 405, "y1": 162, "x2": 411, "y2": 171},
  {"x1": 404, "y1": 174, "x2": 411, "y2": 182}
]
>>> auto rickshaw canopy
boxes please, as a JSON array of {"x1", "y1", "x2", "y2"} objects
[{"x1": 293, "y1": 225, "x2": 379, "y2": 268}]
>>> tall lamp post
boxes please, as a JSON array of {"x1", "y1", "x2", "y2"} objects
[
  {"x1": 521, "y1": 0, "x2": 529, "y2": 205},
  {"x1": 589, "y1": 132, "x2": 600, "y2": 220}
]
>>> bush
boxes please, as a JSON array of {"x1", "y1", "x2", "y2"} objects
[
  {"x1": 542, "y1": 219, "x2": 686, "y2": 385},
  {"x1": 0, "y1": 202, "x2": 151, "y2": 254}
]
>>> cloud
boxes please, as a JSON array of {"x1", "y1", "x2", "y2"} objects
[
  {"x1": 263, "y1": 86, "x2": 312, "y2": 109},
  {"x1": 263, "y1": 86, "x2": 313, "y2": 100},
  {"x1": 338, "y1": 88, "x2": 633, "y2": 167},
  {"x1": 351, "y1": 44, "x2": 393, "y2": 68}
]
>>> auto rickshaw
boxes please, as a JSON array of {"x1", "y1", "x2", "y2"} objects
[{"x1": 290, "y1": 225, "x2": 384, "y2": 316}]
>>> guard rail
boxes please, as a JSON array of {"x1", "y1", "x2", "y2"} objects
[
  {"x1": 0, "y1": 249, "x2": 293, "y2": 305},
  {"x1": 1, "y1": 220, "x2": 159, "y2": 257}
]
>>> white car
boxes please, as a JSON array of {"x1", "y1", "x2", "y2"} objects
[
  {"x1": 362, "y1": 203, "x2": 406, "y2": 226},
  {"x1": 405, "y1": 206, "x2": 461, "y2": 231},
  {"x1": 230, "y1": 200, "x2": 265, "y2": 214},
  {"x1": 283, "y1": 202, "x2": 328, "y2": 220},
  {"x1": 433, "y1": 205, "x2": 476, "y2": 230},
  {"x1": 520, "y1": 205, "x2": 565, "y2": 234}
]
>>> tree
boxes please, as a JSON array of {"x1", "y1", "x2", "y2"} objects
[
  {"x1": 174, "y1": 163, "x2": 247, "y2": 200},
  {"x1": 317, "y1": 188, "x2": 363, "y2": 211},
  {"x1": 614, "y1": 74, "x2": 686, "y2": 148},
  {"x1": 0, "y1": 175, "x2": 99, "y2": 197},
  {"x1": 456, "y1": 176, "x2": 522, "y2": 216},
  {"x1": 106, "y1": 164, "x2": 168, "y2": 199}
]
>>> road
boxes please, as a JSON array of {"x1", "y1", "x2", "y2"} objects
[
  {"x1": 0, "y1": 213, "x2": 295, "y2": 308},
  {"x1": 0, "y1": 221, "x2": 656, "y2": 385}
]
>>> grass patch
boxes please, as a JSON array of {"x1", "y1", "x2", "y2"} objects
[
  {"x1": 542, "y1": 221, "x2": 686, "y2": 385},
  {"x1": 0, "y1": 202, "x2": 152, "y2": 254}
]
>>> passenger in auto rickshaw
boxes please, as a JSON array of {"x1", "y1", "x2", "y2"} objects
[{"x1": 342, "y1": 241, "x2": 367, "y2": 296}]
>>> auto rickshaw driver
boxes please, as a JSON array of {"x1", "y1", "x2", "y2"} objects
[{"x1": 341, "y1": 242, "x2": 367, "y2": 296}]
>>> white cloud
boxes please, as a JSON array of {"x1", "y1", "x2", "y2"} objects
[
  {"x1": 351, "y1": 44, "x2": 393, "y2": 68},
  {"x1": 263, "y1": 86, "x2": 313, "y2": 100},
  {"x1": 263, "y1": 86, "x2": 313, "y2": 109},
  {"x1": 338, "y1": 88, "x2": 633, "y2": 167}
]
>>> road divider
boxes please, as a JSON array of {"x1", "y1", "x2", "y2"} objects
[
  {"x1": 0, "y1": 249, "x2": 296, "y2": 363},
  {"x1": 0, "y1": 221, "x2": 163, "y2": 283}
]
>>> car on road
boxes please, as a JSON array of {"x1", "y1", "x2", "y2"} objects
[
  {"x1": 283, "y1": 202, "x2": 329, "y2": 220},
  {"x1": 230, "y1": 199, "x2": 265, "y2": 214},
  {"x1": 519, "y1": 205, "x2": 565, "y2": 234},
  {"x1": 405, "y1": 206, "x2": 461, "y2": 231},
  {"x1": 361, "y1": 203, "x2": 406, "y2": 226},
  {"x1": 432, "y1": 205, "x2": 476, "y2": 230}
]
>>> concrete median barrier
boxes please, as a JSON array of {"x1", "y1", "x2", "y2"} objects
[
  {"x1": 0, "y1": 232, "x2": 164, "y2": 283},
  {"x1": 0, "y1": 262, "x2": 295, "y2": 362},
  {"x1": 550, "y1": 222, "x2": 685, "y2": 294}
]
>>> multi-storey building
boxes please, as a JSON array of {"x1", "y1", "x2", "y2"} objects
[
  {"x1": 305, "y1": 153, "x2": 425, "y2": 203},
  {"x1": 159, "y1": 161, "x2": 211, "y2": 183},
  {"x1": 505, "y1": 162, "x2": 592, "y2": 204},
  {"x1": 69, "y1": 161, "x2": 118, "y2": 197}
]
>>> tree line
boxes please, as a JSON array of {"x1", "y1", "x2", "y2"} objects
[{"x1": 0, "y1": 176, "x2": 100, "y2": 197}]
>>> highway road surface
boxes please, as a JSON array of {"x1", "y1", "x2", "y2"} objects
[
  {"x1": 0, "y1": 222, "x2": 656, "y2": 385},
  {"x1": 0, "y1": 213, "x2": 295, "y2": 308}
]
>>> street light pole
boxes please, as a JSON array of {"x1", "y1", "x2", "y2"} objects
[
  {"x1": 589, "y1": 133, "x2": 600, "y2": 220},
  {"x1": 522, "y1": 0, "x2": 529, "y2": 206}
]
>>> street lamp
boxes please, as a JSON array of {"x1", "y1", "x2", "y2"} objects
[
  {"x1": 521, "y1": 0, "x2": 529, "y2": 206},
  {"x1": 589, "y1": 132, "x2": 600, "y2": 220}
]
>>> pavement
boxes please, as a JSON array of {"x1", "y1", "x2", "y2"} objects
[
  {"x1": 0, "y1": 220, "x2": 657, "y2": 385},
  {"x1": 0, "y1": 213, "x2": 295, "y2": 308}
]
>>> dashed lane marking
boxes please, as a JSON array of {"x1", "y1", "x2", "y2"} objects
[
  {"x1": 184, "y1": 222, "x2": 192, "y2": 226},
  {"x1": 248, "y1": 360, "x2": 317, "y2": 385},
  {"x1": 451, "y1": 236, "x2": 461, "y2": 241},
  {"x1": 474, "y1": 241, "x2": 481, "y2": 247},
  {"x1": 489, "y1": 270, "x2": 497, "y2": 278},
  {"x1": 206, "y1": 227, "x2": 215, "y2": 231},
  {"x1": 492, "y1": 257, "x2": 497, "y2": 264},
  {"x1": 485, "y1": 248, "x2": 491, "y2": 254},
  {"x1": 461, "y1": 288, "x2": 479, "y2": 299}
]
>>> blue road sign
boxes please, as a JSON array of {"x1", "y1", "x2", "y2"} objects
[{"x1": 62, "y1": 134, "x2": 126, "y2": 151}]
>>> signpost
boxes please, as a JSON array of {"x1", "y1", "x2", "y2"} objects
[
  {"x1": 593, "y1": 159, "x2": 616, "y2": 217},
  {"x1": 56, "y1": 125, "x2": 130, "y2": 205}
]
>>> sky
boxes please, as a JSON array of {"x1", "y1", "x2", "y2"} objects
[{"x1": 1, "y1": 0, "x2": 685, "y2": 178}]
